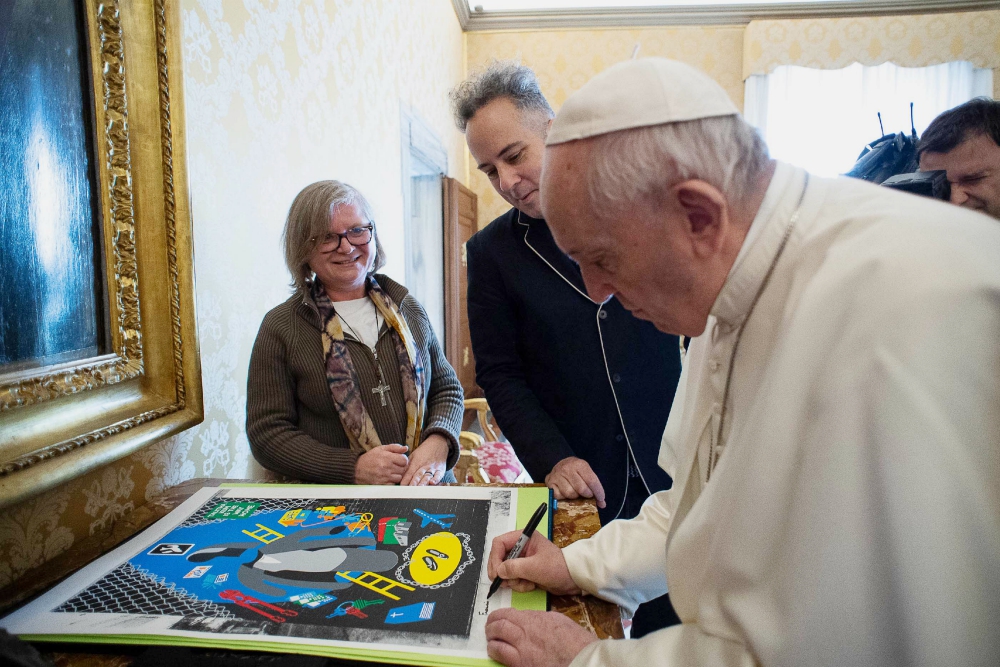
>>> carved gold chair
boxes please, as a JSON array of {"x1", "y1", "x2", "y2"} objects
[{"x1": 455, "y1": 398, "x2": 526, "y2": 484}]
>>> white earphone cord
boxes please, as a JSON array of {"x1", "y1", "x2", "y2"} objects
[{"x1": 518, "y1": 212, "x2": 651, "y2": 520}]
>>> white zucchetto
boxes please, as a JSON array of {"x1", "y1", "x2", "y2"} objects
[{"x1": 546, "y1": 57, "x2": 740, "y2": 146}]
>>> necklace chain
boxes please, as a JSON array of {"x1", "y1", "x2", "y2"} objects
[
  {"x1": 337, "y1": 301, "x2": 381, "y2": 357},
  {"x1": 336, "y1": 300, "x2": 392, "y2": 406},
  {"x1": 707, "y1": 174, "x2": 810, "y2": 483}
]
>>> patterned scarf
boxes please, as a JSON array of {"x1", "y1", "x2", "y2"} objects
[{"x1": 311, "y1": 276, "x2": 426, "y2": 455}]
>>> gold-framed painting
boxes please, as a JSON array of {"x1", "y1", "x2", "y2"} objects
[{"x1": 0, "y1": 0, "x2": 202, "y2": 508}]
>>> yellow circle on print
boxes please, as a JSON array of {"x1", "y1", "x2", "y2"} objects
[{"x1": 408, "y1": 532, "x2": 462, "y2": 585}]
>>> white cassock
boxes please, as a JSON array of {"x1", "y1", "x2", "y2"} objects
[{"x1": 563, "y1": 162, "x2": 1000, "y2": 667}]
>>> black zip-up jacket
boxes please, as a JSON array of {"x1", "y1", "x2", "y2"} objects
[{"x1": 466, "y1": 209, "x2": 682, "y2": 523}]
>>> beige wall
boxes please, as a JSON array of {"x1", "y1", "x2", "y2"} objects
[
  {"x1": 0, "y1": 0, "x2": 465, "y2": 589},
  {"x1": 466, "y1": 26, "x2": 746, "y2": 227}
]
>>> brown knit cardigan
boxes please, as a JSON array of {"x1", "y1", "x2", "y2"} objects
[{"x1": 246, "y1": 274, "x2": 463, "y2": 483}]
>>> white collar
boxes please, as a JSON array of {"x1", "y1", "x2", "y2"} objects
[{"x1": 711, "y1": 162, "x2": 806, "y2": 328}]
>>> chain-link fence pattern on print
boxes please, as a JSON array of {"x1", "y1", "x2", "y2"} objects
[
  {"x1": 53, "y1": 562, "x2": 236, "y2": 618},
  {"x1": 394, "y1": 532, "x2": 476, "y2": 589}
]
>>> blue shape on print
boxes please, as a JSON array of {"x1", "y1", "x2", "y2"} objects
[
  {"x1": 384, "y1": 602, "x2": 436, "y2": 624},
  {"x1": 201, "y1": 570, "x2": 229, "y2": 590},
  {"x1": 127, "y1": 510, "x2": 393, "y2": 606},
  {"x1": 326, "y1": 601, "x2": 355, "y2": 619},
  {"x1": 413, "y1": 509, "x2": 454, "y2": 529}
]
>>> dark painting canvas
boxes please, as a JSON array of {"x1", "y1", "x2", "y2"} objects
[{"x1": 0, "y1": 0, "x2": 107, "y2": 373}]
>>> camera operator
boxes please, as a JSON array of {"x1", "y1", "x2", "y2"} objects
[{"x1": 918, "y1": 97, "x2": 1000, "y2": 220}]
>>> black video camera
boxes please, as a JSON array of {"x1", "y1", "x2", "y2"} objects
[
  {"x1": 846, "y1": 105, "x2": 951, "y2": 202},
  {"x1": 881, "y1": 170, "x2": 950, "y2": 200}
]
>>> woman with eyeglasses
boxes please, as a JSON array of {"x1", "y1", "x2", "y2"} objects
[{"x1": 247, "y1": 180, "x2": 463, "y2": 486}]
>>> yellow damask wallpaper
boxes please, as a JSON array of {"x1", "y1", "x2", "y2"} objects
[
  {"x1": 465, "y1": 26, "x2": 746, "y2": 227},
  {"x1": 0, "y1": 0, "x2": 466, "y2": 589}
]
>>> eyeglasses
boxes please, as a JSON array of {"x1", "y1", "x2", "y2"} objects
[{"x1": 312, "y1": 225, "x2": 374, "y2": 251}]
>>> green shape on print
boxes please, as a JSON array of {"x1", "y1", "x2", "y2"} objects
[
  {"x1": 382, "y1": 518, "x2": 404, "y2": 545},
  {"x1": 289, "y1": 591, "x2": 336, "y2": 608},
  {"x1": 206, "y1": 501, "x2": 261, "y2": 520},
  {"x1": 351, "y1": 599, "x2": 384, "y2": 610}
]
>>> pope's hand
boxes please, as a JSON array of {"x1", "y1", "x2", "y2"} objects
[
  {"x1": 354, "y1": 444, "x2": 409, "y2": 485},
  {"x1": 486, "y1": 608, "x2": 598, "y2": 667},
  {"x1": 487, "y1": 530, "x2": 581, "y2": 595},
  {"x1": 545, "y1": 457, "x2": 606, "y2": 508}
]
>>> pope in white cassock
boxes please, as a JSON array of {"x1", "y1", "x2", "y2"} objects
[{"x1": 482, "y1": 58, "x2": 1000, "y2": 667}]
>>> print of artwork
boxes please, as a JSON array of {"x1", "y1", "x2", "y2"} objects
[
  {"x1": 63, "y1": 495, "x2": 486, "y2": 638},
  {"x1": 1, "y1": 485, "x2": 548, "y2": 666}
]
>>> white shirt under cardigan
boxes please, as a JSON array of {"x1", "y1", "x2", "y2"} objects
[
  {"x1": 334, "y1": 297, "x2": 381, "y2": 350},
  {"x1": 563, "y1": 162, "x2": 1000, "y2": 667}
]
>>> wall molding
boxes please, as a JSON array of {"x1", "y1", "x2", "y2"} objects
[{"x1": 451, "y1": 0, "x2": 1000, "y2": 30}]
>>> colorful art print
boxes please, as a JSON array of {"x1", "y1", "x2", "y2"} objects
[
  {"x1": 60, "y1": 495, "x2": 488, "y2": 638},
  {"x1": 205, "y1": 501, "x2": 260, "y2": 520},
  {"x1": 288, "y1": 592, "x2": 336, "y2": 608},
  {"x1": 183, "y1": 566, "x2": 212, "y2": 579},
  {"x1": 148, "y1": 543, "x2": 194, "y2": 556},
  {"x1": 2, "y1": 485, "x2": 537, "y2": 662}
]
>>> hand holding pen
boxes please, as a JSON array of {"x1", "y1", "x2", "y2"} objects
[
  {"x1": 487, "y1": 502, "x2": 548, "y2": 599},
  {"x1": 485, "y1": 503, "x2": 582, "y2": 598}
]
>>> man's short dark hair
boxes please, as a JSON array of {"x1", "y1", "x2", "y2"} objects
[
  {"x1": 918, "y1": 97, "x2": 1000, "y2": 159},
  {"x1": 449, "y1": 60, "x2": 554, "y2": 132}
]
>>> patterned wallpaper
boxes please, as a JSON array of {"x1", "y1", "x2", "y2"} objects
[
  {"x1": 465, "y1": 25, "x2": 746, "y2": 227},
  {"x1": 0, "y1": 0, "x2": 466, "y2": 590}
]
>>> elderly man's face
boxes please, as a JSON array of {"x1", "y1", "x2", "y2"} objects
[
  {"x1": 465, "y1": 97, "x2": 549, "y2": 219},
  {"x1": 920, "y1": 133, "x2": 1000, "y2": 220},
  {"x1": 540, "y1": 141, "x2": 733, "y2": 337}
]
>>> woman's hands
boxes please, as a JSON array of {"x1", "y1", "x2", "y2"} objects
[
  {"x1": 400, "y1": 434, "x2": 450, "y2": 486},
  {"x1": 354, "y1": 444, "x2": 409, "y2": 484},
  {"x1": 353, "y1": 435, "x2": 450, "y2": 485}
]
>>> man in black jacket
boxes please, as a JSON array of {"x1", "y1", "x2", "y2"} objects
[{"x1": 449, "y1": 61, "x2": 683, "y2": 636}]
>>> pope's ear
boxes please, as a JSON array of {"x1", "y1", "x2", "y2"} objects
[{"x1": 673, "y1": 180, "x2": 728, "y2": 254}]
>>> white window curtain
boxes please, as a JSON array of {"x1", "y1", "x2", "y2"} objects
[{"x1": 745, "y1": 61, "x2": 994, "y2": 177}]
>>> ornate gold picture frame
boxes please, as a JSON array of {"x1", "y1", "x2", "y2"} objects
[{"x1": 0, "y1": 0, "x2": 202, "y2": 508}]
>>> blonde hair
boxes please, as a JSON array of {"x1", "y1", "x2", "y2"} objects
[{"x1": 282, "y1": 180, "x2": 386, "y2": 290}]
